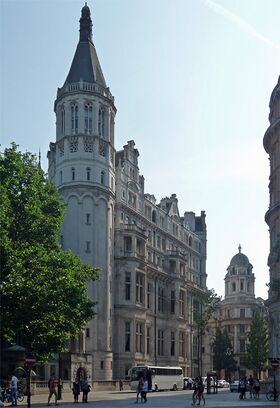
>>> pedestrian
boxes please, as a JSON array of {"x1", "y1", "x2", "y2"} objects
[
  {"x1": 196, "y1": 376, "x2": 205, "y2": 406},
  {"x1": 188, "y1": 377, "x2": 193, "y2": 390},
  {"x1": 57, "y1": 378, "x2": 63, "y2": 401},
  {"x1": 72, "y1": 378, "x2": 80, "y2": 403},
  {"x1": 10, "y1": 374, "x2": 18, "y2": 407},
  {"x1": 119, "y1": 379, "x2": 123, "y2": 391},
  {"x1": 253, "y1": 378, "x2": 260, "y2": 399},
  {"x1": 141, "y1": 378, "x2": 148, "y2": 403},
  {"x1": 135, "y1": 377, "x2": 144, "y2": 403},
  {"x1": 47, "y1": 373, "x2": 58, "y2": 406},
  {"x1": 248, "y1": 375, "x2": 254, "y2": 399},
  {"x1": 238, "y1": 378, "x2": 246, "y2": 400},
  {"x1": 81, "y1": 379, "x2": 90, "y2": 403},
  {"x1": 191, "y1": 378, "x2": 198, "y2": 405}
]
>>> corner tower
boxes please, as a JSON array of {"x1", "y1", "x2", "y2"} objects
[
  {"x1": 263, "y1": 76, "x2": 280, "y2": 384},
  {"x1": 48, "y1": 3, "x2": 116, "y2": 381}
]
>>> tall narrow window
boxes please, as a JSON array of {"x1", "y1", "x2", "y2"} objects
[
  {"x1": 125, "y1": 272, "x2": 131, "y2": 301},
  {"x1": 86, "y1": 213, "x2": 90, "y2": 225},
  {"x1": 147, "y1": 283, "x2": 151, "y2": 309},
  {"x1": 125, "y1": 322, "x2": 130, "y2": 351},
  {"x1": 86, "y1": 167, "x2": 91, "y2": 181},
  {"x1": 135, "y1": 322, "x2": 143, "y2": 353},
  {"x1": 146, "y1": 327, "x2": 150, "y2": 355},
  {"x1": 101, "y1": 170, "x2": 105, "y2": 185},
  {"x1": 59, "y1": 170, "x2": 63, "y2": 185},
  {"x1": 171, "y1": 331, "x2": 175, "y2": 356},
  {"x1": 88, "y1": 106, "x2": 92, "y2": 133},
  {"x1": 179, "y1": 290, "x2": 185, "y2": 317},
  {"x1": 179, "y1": 331, "x2": 185, "y2": 357},
  {"x1": 84, "y1": 105, "x2": 93, "y2": 133},
  {"x1": 61, "y1": 107, "x2": 65, "y2": 135},
  {"x1": 98, "y1": 108, "x2": 105, "y2": 136},
  {"x1": 75, "y1": 105, "x2": 78, "y2": 133},
  {"x1": 136, "y1": 273, "x2": 144, "y2": 304},
  {"x1": 158, "y1": 329, "x2": 164, "y2": 356},
  {"x1": 170, "y1": 290, "x2": 175, "y2": 314},
  {"x1": 86, "y1": 241, "x2": 90, "y2": 253},
  {"x1": 158, "y1": 287, "x2": 164, "y2": 313},
  {"x1": 71, "y1": 106, "x2": 75, "y2": 133},
  {"x1": 71, "y1": 167, "x2": 75, "y2": 181},
  {"x1": 85, "y1": 105, "x2": 89, "y2": 132}
]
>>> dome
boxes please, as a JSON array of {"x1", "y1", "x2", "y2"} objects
[{"x1": 229, "y1": 244, "x2": 250, "y2": 267}]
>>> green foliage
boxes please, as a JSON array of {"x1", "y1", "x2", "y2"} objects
[
  {"x1": 193, "y1": 288, "x2": 221, "y2": 333},
  {"x1": 0, "y1": 144, "x2": 100, "y2": 361},
  {"x1": 213, "y1": 328, "x2": 237, "y2": 378},
  {"x1": 245, "y1": 312, "x2": 268, "y2": 377}
]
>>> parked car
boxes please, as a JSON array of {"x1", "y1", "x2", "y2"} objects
[
  {"x1": 230, "y1": 380, "x2": 239, "y2": 392},
  {"x1": 217, "y1": 380, "x2": 229, "y2": 388}
]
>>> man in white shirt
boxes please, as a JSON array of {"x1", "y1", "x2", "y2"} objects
[{"x1": 10, "y1": 375, "x2": 18, "y2": 407}]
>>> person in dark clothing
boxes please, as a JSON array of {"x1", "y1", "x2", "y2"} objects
[
  {"x1": 72, "y1": 378, "x2": 80, "y2": 403},
  {"x1": 81, "y1": 379, "x2": 90, "y2": 403}
]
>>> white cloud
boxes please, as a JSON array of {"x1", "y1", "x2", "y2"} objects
[{"x1": 203, "y1": 0, "x2": 280, "y2": 50}]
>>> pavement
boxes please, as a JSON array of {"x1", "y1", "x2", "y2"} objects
[{"x1": 6, "y1": 389, "x2": 279, "y2": 408}]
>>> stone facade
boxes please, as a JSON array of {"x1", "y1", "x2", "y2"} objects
[
  {"x1": 209, "y1": 246, "x2": 265, "y2": 379},
  {"x1": 263, "y1": 75, "x2": 280, "y2": 386},
  {"x1": 47, "y1": 5, "x2": 209, "y2": 381}
]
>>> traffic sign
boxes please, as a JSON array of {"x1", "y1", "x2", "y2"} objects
[
  {"x1": 25, "y1": 356, "x2": 36, "y2": 365},
  {"x1": 271, "y1": 359, "x2": 279, "y2": 369}
]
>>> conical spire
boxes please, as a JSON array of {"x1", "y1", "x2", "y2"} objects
[
  {"x1": 79, "y1": 2, "x2": 93, "y2": 42},
  {"x1": 63, "y1": 3, "x2": 106, "y2": 87}
]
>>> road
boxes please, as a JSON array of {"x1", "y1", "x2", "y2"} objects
[{"x1": 12, "y1": 389, "x2": 279, "y2": 408}]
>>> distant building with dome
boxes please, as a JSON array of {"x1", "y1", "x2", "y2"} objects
[{"x1": 210, "y1": 246, "x2": 265, "y2": 379}]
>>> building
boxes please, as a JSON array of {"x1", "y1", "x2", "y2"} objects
[
  {"x1": 47, "y1": 4, "x2": 209, "y2": 381},
  {"x1": 263, "y1": 75, "x2": 280, "y2": 386},
  {"x1": 209, "y1": 246, "x2": 265, "y2": 379}
]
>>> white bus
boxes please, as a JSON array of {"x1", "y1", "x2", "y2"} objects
[{"x1": 130, "y1": 366, "x2": 184, "y2": 391}]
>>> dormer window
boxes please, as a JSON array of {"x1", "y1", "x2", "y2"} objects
[{"x1": 84, "y1": 104, "x2": 93, "y2": 133}]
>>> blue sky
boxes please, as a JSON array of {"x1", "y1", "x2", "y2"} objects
[{"x1": 1, "y1": 0, "x2": 279, "y2": 300}]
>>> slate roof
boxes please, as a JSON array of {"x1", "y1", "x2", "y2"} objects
[{"x1": 64, "y1": 41, "x2": 107, "y2": 87}]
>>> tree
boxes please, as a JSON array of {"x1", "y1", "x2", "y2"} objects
[
  {"x1": 213, "y1": 327, "x2": 237, "y2": 379},
  {"x1": 192, "y1": 288, "x2": 221, "y2": 374},
  {"x1": 0, "y1": 144, "x2": 100, "y2": 361},
  {"x1": 245, "y1": 311, "x2": 268, "y2": 377}
]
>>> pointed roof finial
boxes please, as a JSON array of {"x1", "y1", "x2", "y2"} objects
[
  {"x1": 38, "y1": 148, "x2": 41, "y2": 169},
  {"x1": 79, "y1": 2, "x2": 93, "y2": 42},
  {"x1": 238, "y1": 244, "x2": 242, "y2": 253}
]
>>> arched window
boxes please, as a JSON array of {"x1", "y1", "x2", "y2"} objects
[
  {"x1": 152, "y1": 210, "x2": 157, "y2": 223},
  {"x1": 84, "y1": 105, "x2": 93, "y2": 133},
  {"x1": 188, "y1": 236, "x2": 192, "y2": 247},
  {"x1": 101, "y1": 170, "x2": 105, "y2": 185},
  {"x1": 98, "y1": 108, "x2": 105, "y2": 137},
  {"x1": 86, "y1": 167, "x2": 91, "y2": 181},
  {"x1": 61, "y1": 107, "x2": 65, "y2": 135},
  {"x1": 71, "y1": 167, "x2": 75, "y2": 181}
]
